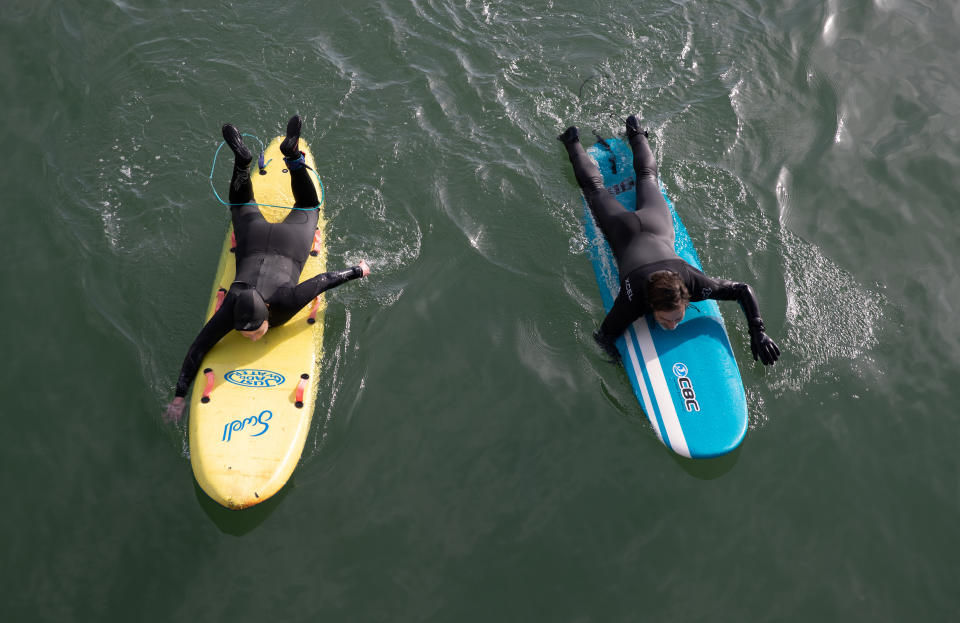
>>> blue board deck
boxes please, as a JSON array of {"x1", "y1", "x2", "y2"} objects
[{"x1": 583, "y1": 138, "x2": 747, "y2": 458}]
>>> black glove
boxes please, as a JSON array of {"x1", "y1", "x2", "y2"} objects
[
  {"x1": 748, "y1": 320, "x2": 780, "y2": 365},
  {"x1": 593, "y1": 329, "x2": 621, "y2": 364}
]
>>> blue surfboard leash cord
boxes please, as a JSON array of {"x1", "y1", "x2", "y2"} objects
[{"x1": 208, "y1": 133, "x2": 325, "y2": 211}]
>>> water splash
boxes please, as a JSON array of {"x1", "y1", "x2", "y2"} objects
[{"x1": 777, "y1": 227, "x2": 887, "y2": 394}]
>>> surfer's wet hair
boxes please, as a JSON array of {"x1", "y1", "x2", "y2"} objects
[{"x1": 647, "y1": 271, "x2": 690, "y2": 311}]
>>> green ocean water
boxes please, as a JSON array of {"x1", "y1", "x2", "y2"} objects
[{"x1": 3, "y1": 0, "x2": 959, "y2": 620}]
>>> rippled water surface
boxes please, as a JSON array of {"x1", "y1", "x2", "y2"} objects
[{"x1": 4, "y1": 0, "x2": 960, "y2": 620}]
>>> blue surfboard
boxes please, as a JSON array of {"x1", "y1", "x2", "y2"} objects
[{"x1": 582, "y1": 138, "x2": 747, "y2": 458}]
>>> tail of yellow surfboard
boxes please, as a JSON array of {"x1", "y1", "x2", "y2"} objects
[{"x1": 188, "y1": 138, "x2": 327, "y2": 509}]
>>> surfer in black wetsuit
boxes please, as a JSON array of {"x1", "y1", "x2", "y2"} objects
[
  {"x1": 164, "y1": 115, "x2": 371, "y2": 422},
  {"x1": 558, "y1": 115, "x2": 780, "y2": 366}
]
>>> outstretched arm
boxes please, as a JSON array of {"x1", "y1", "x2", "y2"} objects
[
  {"x1": 288, "y1": 262, "x2": 369, "y2": 310},
  {"x1": 164, "y1": 306, "x2": 233, "y2": 422},
  {"x1": 593, "y1": 290, "x2": 639, "y2": 363},
  {"x1": 707, "y1": 279, "x2": 781, "y2": 365}
]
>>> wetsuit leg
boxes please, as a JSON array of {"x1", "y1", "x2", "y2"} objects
[
  {"x1": 222, "y1": 123, "x2": 261, "y2": 223},
  {"x1": 290, "y1": 167, "x2": 320, "y2": 208},
  {"x1": 229, "y1": 165, "x2": 264, "y2": 230},
  {"x1": 279, "y1": 114, "x2": 317, "y2": 219},
  {"x1": 228, "y1": 162, "x2": 254, "y2": 204},
  {"x1": 227, "y1": 164, "x2": 268, "y2": 254},
  {"x1": 564, "y1": 140, "x2": 644, "y2": 265},
  {"x1": 271, "y1": 168, "x2": 321, "y2": 271},
  {"x1": 628, "y1": 133, "x2": 674, "y2": 244},
  {"x1": 272, "y1": 211, "x2": 319, "y2": 273}
]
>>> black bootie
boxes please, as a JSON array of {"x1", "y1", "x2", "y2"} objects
[
  {"x1": 222, "y1": 123, "x2": 253, "y2": 167},
  {"x1": 625, "y1": 115, "x2": 648, "y2": 139},
  {"x1": 280, "y1": 115, "x2": 303, "y2": 159},
  {"x1": 557, "y1": 125, "x2": 580, "y2": 145}
]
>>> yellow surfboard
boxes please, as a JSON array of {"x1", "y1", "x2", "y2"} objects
[{"x1": 189, "y1": 137, "x2": 326, "y2": 509}]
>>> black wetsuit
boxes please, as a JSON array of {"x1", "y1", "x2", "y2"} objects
[
  {"x1": 564, "y1": 131, "x2": 765, "y2": 346},
  {"x1": 174, "y1": 164, "x2": 362, "y2": 398}
]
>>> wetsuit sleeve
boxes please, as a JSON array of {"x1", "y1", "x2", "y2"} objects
[
  {"x1": 174, "y1": 305, "x2": 233, "y2": 398},
  {"x1": 598, "y1": 289, "x2": 641, "y2": 342},
  {"x1": 703, "y1": 274, "x2": 781, "y2": 364},
  {"x1": 692, "y1": 272, "x2": 764, "y2": 328},
  {"x1": 687, "y1": 268, "x2": 781, "y2": 365},
  {"x1": 288, "y1": 266, "x2": 364, "y2": 309}
]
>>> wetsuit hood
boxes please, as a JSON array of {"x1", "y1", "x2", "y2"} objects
[{"x1": 231, "y1": 283, "x2": 268, "y2": 331}]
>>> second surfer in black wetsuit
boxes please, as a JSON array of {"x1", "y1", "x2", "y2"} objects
[
  {"x1": 558, "y1": 115, "x2": 781, "y2": 366},
  {"x1": 164, "y1": 115, "x2": 371, "y2": 422}
]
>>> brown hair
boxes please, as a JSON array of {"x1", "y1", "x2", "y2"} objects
[{"x1": 647, "y1": 270, "x2": 690, "y2": 311}]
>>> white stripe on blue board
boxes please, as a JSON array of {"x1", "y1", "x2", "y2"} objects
[
  {"x1": 623, "y1": 329, "x2": 663, "y2": 445},
  {"x1": 631, "y1": 318, "x2": 691, "y2": 458}
]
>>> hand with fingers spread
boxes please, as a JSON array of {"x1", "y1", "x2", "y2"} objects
[{"x1": 749, "y1": 320, "x2": 781, "y2": 365}]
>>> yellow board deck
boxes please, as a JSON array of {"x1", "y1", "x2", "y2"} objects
[{"x1": 189, "y1": 138, "x2": 326, "y2": 509}]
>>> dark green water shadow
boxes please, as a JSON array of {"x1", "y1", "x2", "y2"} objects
[
  {"x1": 669, "y1": 442, "x2": 742, "y2": 479},
  {"x1": 193, "y1": 476, "x2": 293, "y2": 535}
]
